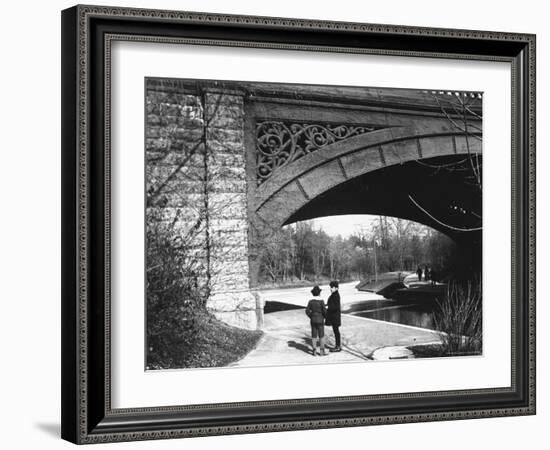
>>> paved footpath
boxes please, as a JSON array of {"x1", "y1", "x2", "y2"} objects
[
  {"x1": 256, "y1": 281, "x2": 383, "y2": 309},
  {"x1": 231, "y1": 308, "x2": 441, "y2": 368}
]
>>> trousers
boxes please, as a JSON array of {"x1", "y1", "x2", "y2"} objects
[{"x1": 332, "y1": 325, "x2": 341, "y2": 347}]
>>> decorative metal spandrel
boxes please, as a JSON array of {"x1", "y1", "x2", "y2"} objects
[{"x1": 256, "y1": 121, "x2": 380, "y2": 184}]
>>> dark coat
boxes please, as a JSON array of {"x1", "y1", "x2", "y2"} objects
[
  {"x1": 305, "y1": 299, "x2": 326, "y2": 325},
  {"x1": 325, "y1": 291, "x2": 341, "y2": 327}
]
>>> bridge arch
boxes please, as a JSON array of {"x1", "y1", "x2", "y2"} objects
[
  {"x1": 253, "y1": 123, "x2": 481, "y2": 229},
  {"x1": 145, "y1": 78, "x2": 483, "y2": 328}
]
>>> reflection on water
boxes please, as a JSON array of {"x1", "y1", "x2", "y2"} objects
[{"x1": 354, "y1": 303, "x2": 437, "y2": 330}]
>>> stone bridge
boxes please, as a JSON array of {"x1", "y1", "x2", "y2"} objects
[{"x1": 146, "y1": 79, "x2": 482, "y2": 330}]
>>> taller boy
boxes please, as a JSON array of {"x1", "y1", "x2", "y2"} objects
[{"x1": 326, "y1": 281, "x2": 342, "y2": 352}]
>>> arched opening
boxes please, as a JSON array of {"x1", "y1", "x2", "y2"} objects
[
  {"x1": 252, "y1": 154, "x2": 482, "y2": 285},
  {"x1": 255, "y1": 153, "x2": 482, "y2": 339},
  {"x1": 285, "y1": 154, "x2": 482, "y2": 265},
  {"x1": 259, "y1": 213, "x2": 457, "y2": 328}
]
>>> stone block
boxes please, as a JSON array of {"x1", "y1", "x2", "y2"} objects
[
  {"x1": 299, "y1": 159, "x2": 346, "y2": 199},
  {"x1": 380, "y1": 139, "x2": 419, "y2": 166},
  {"x1": 207, "y1": 128, "x2": 244, "y2": 146},
  {"x1": 205, "y1": 93, "x2": 244, "y2": 106},
  {"x1": 146, "y1": 206, "x2": 203, "y2": 223},
  {"x1": 210, "y1": 258, "x2": 249, "y2": 277},
  {"x1": 207, "y1": 290, "x2": 262, "y2": 330},
  {"x1": 340, "y1": 147, "x2": 386, "y2": 178},
  {"x1": 209, "y1": 218, "x2": 248, "y2": 232},
  {"x1": 418, "y1": 135, "x2": 455, "y2": 159},
  {"x1": 210, "y1": 228, "x2": 248, "y2": 248},
  {"x1": 148, "y1": 192, "x2": 204, "y2": 209},
  {"x1": 146, "y1": 136, "x2": 205, "y2": 153},
  {"x1": 207, "y1": 115, "x2": 243, "y2": 131},
  {"x1": 208, "y1": 165, "x2": 246, "y2": 181},
  {"x1": 208, "y1": 192, "x2": 247, "y2": 211},
  {"x1": 206, "y1": 198, "x2": 247, "y2": 221},
  {"x1": 207, "y1": 140, "x2": 245, "y2": 157},
  {"x1": 210, "y1": 270, "x2": 250, "y2": 290},
  {"x1": 209, "y1": 244, "x2": 249, "y2": 262},
  {"x1": 176, "y1": 116, "x2": 205, "y2": 128},
  {"x1": 177, "y1": 244, "x2": 208, "y2": 261},
  {"x1": 158, "y1": 115, "x2": 179, "y2": 127},
  {"x1": 208, "y1": 179, "x2": 247, "y2": 194},
  {"x1": 146, "y1": 91, "x2": 200, "y2": 106},
  {"x1": 158, "y1": 104, "x2": 183, "y2": 116},
  {"x1": 147, "y1": 147, "x2": 205, "y2": 168},
  {"x1": 209, "y1": 309, "x2": 261, "y2": 330},
  {"x1": 145, "y1": 126, "x2": 161, "y2": 138},
  {"x1": 146, "y1": 114, "x2": 161, "y2": 126},
  {"x1": 454, "y1": 134, "x2": 482, "y2": 155},
  {"x1": 208, "y1": 292, "x2": 254, "y2": 310},
  {"x1": 206, "y1": 101, "x2": 244, "y2": 129},
  {"x1": 206, "y1": 151, "x2": 245, "y2": 167},
  {"x1": 209, "y1": 244, "x2": 249, "y2": 261},
  {"x1": 257, "y1": 181, "x2": 308, "y2": 225},
  {"x1": 148, "y1": 164, "x2": 205, "y2": 183},
  {"x1": 170, "y1": 220, "x2": 207, "y2": 239}
]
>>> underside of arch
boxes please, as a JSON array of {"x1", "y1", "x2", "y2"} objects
[
  {"x1": 286, "y1": 154, "x2": 482, "y2": 243},
  {"x1": 254, "y1": 125, "x2": 482, "y2": 231}
]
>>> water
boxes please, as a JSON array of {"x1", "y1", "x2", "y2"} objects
[
  {"x1": 260, "y1": 281, "x2": 440, "y2": 331},
  {"x1": 259, "y1": 281, "x2": 383, "y2": 309},
  {"x1": 353, "y1": 303, "x2": 437, "y2": 330}
]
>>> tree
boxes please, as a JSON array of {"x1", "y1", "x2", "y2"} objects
[
  {"x1": 407, "y1": 91, "x2": 483, "y2": 235},
  {"x1": 311, "y1": 228, "x2": 330, "y2": 279}
]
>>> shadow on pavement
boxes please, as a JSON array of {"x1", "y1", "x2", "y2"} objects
[
  {"x1": 340, "y1": 343, "x2": 373, "y2": 361},
  {"x1": 287, "y1": 339, "x2": 312, "y2": 355},
  {"x1": 265, "y1": 301, "x2": 305, "y2": 314}
]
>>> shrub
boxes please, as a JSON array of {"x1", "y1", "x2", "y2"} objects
[
  {"x1": 433, "y1": 278, "x2": 482, "y2": 356},
  {"x1": 146, "y1": 218, "x2": 208, "y2": 369},
  {"x1": 145, "y1": 217, "x2": 263, "y2": 369}
]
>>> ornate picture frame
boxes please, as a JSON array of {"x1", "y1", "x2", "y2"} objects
[{"x1": 61, "y1": 4, "x2": 536, "y2": 444}]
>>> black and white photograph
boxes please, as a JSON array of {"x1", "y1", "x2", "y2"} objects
[
  {"x1": 145, "y1": 79, "x2": 483, "y2": 370},
  {"x1": 0, "y1": 0, "x2": 545, "y2": 447}
]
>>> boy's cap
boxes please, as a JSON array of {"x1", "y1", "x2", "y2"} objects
[
  {"x1": 329, "y1": 280, "x2": 339, "y2": 288},
  {"x1": 311, "y1": 285, "x2": 322, "y2": 296}
]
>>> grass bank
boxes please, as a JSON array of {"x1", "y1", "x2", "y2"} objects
[{"x1": 147, "y1": 313, "x2": 263, "y2": 370}]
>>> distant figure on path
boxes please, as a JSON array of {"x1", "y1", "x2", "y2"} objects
[
  {"x1": 425, "y1": 266, "x2": 431, "y2": 282},
  {"x1": 430, "y1": 268, "x2": 437, "y2": 286},
  {"x1": 325, "y1": 280, "x2": 342, "y2": 352},
  {"x1": 305, "y1": 285, "x2": 327, "y2": 356},
  {"x1": 416, "y1": 266, "x2": 423, "y2": 282}
]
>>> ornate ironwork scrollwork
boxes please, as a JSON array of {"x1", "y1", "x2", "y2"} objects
[{"x1": 256, "y1": 121, "x2": 379, "y2": 184}]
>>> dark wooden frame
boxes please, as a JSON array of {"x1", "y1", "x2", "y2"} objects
[{"x1": 61, "y1": 4, "x2": 536, "y2": 444}]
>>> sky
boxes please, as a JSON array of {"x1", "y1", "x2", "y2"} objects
[{"x1": 291, "y1": 214, "x2": 379, "y2": 238}]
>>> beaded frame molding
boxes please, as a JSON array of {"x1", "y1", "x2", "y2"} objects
[{"x1": 61, "y1": 4, "x2": 536, "y2": 444}]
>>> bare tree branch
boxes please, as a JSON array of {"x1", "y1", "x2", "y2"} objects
[{"x1": 408, "y1": 194, "x2": 482, "y2": 232}]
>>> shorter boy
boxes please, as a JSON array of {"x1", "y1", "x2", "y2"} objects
[{"x1": 305, "y1": 285, "x2": 327, "y2": 356}]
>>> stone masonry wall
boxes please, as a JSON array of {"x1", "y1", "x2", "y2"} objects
[
  {"x1": 145, "y1": 81, "x2": 209, "y2": 298},
  {"x1": 204, "y1": 92, "x2": 261, "y2": 329},
  {"x1": 145, "y1": 79, "x2": 261, "y2": 330}
]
